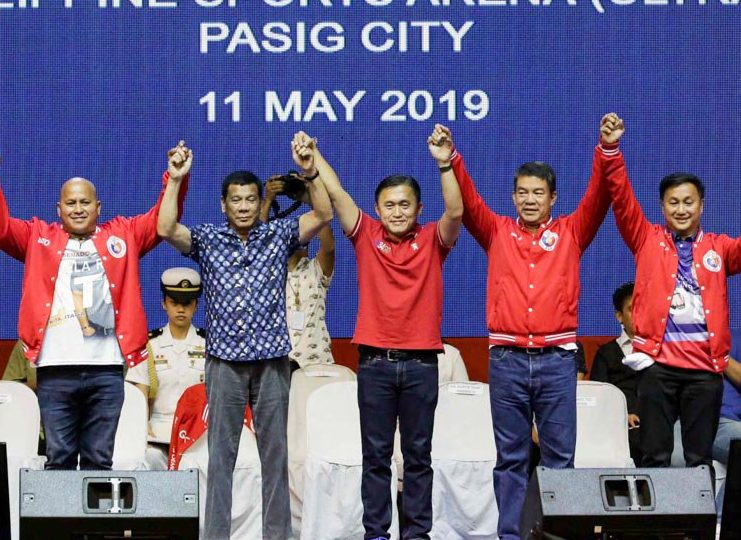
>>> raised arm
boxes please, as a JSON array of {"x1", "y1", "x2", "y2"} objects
[
  {"x1": 290, "y1": 133, "x2": 333, "y2": 244},
  {"x1": 428, "y1": 124, "x2": 463, "y2": 248},
  {"x1": 448, "y1": 130, "x2": 499, "y2": 250},
  {"x1": 316, "y1": 223, "x2": 335, "y2": 278},
  {"x1": 599, "y1": 114, "x2": 652, "y2": 254},
  {"x1": 259, "y1": 177, "x2": 286, "y2": 223},
  {"x1": 0, "y1": 176, "x2": 33, "y2": 261},
  {"x1": 129, "y1": 141, "x2": 191, "y2": 256},
  {"x1": 157, "y1": 142, "x2": 194, "y2": 254},
  {"x1": 293, "y1": 131, "x2": 358, "y2": 235},
  {"x1": 568, "y1": 115, "x2": 618, "y2": 252}
]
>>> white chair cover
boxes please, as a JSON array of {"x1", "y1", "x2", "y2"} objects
[
  {"x1": 437, "y1": 343, "x2": 470, "y2": 384},
  {"x1": 430, "y1": 381, "x2": 497, "y2": 540},
  {"x1": 575, "y1": 381, "x2": 634, "y2": 468},
  {"x1": 178, "y1": 425, "x2": 262, "y2": 540},
  {"x1": 287, "y1": 364, "x2": 357, "y2": 536},
  {"x1": 301, "y1": 381, "x2": 399, "y2": 540},
  {"x1": 0, "y1": 381, "x2": 44, "y2": 540},
  {"x1": 112, "y1": 381, "x2": 148, "y2": 471}
]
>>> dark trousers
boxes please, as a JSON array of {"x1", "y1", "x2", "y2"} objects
[
  {"x1": 203, "y1": 356, "x2": 291, "y2": 540},
  {"x1": 489, "y1": 346, "x2": 577, "y2": 540},
  {"x1": 357, "y1": 348, "x2": 439, "y2": 540},
  {"x1": 637, "y1": 362, "x2": 723, "y2": 475},
  {"x1": 36, "y1": 365, "x2": 124, "y2": 470}
]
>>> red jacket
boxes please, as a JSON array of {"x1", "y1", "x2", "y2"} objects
[
  {"x1": 450, "y1": 144, "x2": 614, "y2": 347},
  {"x1": 605, "y1": 147, "x2": 741, "y2": 373},
  {"x1": 168, "y1": 383, "x2": 253, "y2": 471},
  {"x1": 0, "y1": 172, "x2": 187, "y2": 367}
]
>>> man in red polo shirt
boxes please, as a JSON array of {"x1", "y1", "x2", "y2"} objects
[
  {"x1": 291, "y1": 127, "x2": 462, "y2": 540},
  {"x1": 601, "y1": 116, "x2": 740, "y2": 480},
  {"x1": 444, "y1": 116, "x2": 618, "y2": 540}
]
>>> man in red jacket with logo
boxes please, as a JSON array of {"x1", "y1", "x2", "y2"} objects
[
  {"x1": 445, "y1": 115, "x2": 619, "y2": 540},
  {"x1": 0, "y1": 143, "x2": 191, "y2": 470},
  {"x1": 602, "y1": 116, "x2": 739, "y2": 480}
]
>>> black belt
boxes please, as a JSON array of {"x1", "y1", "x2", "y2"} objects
[
  {"x1": 495, "y1": 345, "x2": 562, "y2": 355},
  {"x1": 37, "y1": 364, "x2": 124, "y2": 373},
  {"x1": 358, "y1": 345, "x2": 438, "y2": 362}
]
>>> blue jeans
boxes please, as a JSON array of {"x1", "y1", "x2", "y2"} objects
[
  {"x1": 713, "y1": 417, "x2": 741, "y2": 465},
  {"x1": 36, "y1": 365, "x2": 124, "y2": 470},
  {"x1": 488, "y1": 346, "x2": 576, "y2": 540},
  {"x1": 357, "y1": 348, "x2": 439, "y2": 540},
  {"x1": 203, "y1": 356, "x2": 290, "y2": 540}
]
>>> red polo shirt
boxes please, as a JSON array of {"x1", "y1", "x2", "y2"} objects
[{"x1": 348, "y1": 211, "x2": 450, "y2": 351}]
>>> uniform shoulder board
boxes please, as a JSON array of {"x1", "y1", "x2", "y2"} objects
[
  {"x1": 148, "y1": 328, "x2": 165, "y2": 339},
  {"x1": 196, "y1": 327, "x2": 207, "y2": 339}
]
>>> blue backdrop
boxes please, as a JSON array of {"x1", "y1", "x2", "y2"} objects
[{"x1": 1, "y1": 1, "x2": 740, "y2": 339}]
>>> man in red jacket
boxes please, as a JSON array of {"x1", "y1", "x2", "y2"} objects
[
  {"x1": 0, "y1": 143, "x2": 191, "y2": 470},
  {"x1": 602, "y1": 116, "x2": 739, "y2": 479},
  {"x1": 444, "y1": 116, "x2": 619, "y2": 540}
]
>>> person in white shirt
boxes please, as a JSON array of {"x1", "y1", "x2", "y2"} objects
[
  {"x1": 260, "y1": 174, "x2": 336, "y2": 374},
  {"x1": 590, "y1": 282, "x2": 640, "y2": 464},
  {"x1": 126, "y1": 267, "x2": 205, "y2": 470}
]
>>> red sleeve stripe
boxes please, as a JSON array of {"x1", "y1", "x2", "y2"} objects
[{"x1": 346, "y1": 211, "x2": 363, "y2": 239}]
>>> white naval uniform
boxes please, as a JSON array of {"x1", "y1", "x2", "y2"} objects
[{"x1": 125, "y1": 324, "x2": 206, "y2": 470}]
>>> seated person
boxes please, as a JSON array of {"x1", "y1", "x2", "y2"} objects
[
  {"x1": 2, "y1": 340, "x2": 36, "y2": 390},
  {"x1": 714, "y1": 329, "x2": 741, "y2": 464},
  {"x1": 261, "y1": 174, "x2": 335, "y2": 374},
  {"x1": 590, "y1": 282, "x2": 641, "y2": 465},
  {"x1": 125, "y1": 267, "x2": 205, "y2": 470},
  {"x1": 711, "y1": 329, "x2": 741, "y2": 513}
]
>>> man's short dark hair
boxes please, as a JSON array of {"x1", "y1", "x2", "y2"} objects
[
  {"x1": 513, "y1": 162, "x2": 557, "y2": 193},
  {"x1": 221, "y1": 170, "x2": 262, "y2": 200},
  {"x1": 659, "y1": 172, "x2": 705, "y2": 201},
  {"x1": 374, "y1": 174, "x2": 421, "y2": 203},
  {"x1": 612, "y1": 281, "x2": 634, "y2": 313}
]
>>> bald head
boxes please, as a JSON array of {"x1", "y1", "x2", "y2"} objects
[
  {"x1": 60, "y1": 177, "x2": 96, "y2": 201},
  {"x1": 57, "y1": 177, "x2": 101, "y2": 238}
]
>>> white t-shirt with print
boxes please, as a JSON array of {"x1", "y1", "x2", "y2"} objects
[{"x1": 37, "y1": 238, "x2": 123, "y2": 367}]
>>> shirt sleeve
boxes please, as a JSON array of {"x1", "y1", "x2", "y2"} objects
[
  {"x1": 125, "y1": 356, "x2": 150, "y2": 386},
  {"x1": 346, "y1": 210, "x2": 367, "y2": 245},
  {"x1": 433, "y1": 221, "x2": 454, "y2": 260},
  {"x1": 187, "y1": 224, "x2": 206, "y2": 264},
  {"x1": 275, "y1": 217, "x2": 300, "y2": 252}
]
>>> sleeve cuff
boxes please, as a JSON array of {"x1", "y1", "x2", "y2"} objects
[
  {"x1": 598, "y1": 140, "x2": 620, "y2": 156},
  {"x1": 345, "y1": 211, "x2": 363, "y2": 239}
]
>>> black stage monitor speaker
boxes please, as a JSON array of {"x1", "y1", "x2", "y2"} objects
[
  {"x1": 1, "y1": 443, "x2": 10, "y2": 540},
  {"x1": 19, "y1": 469, "x2": 199, "y2": 540},
  {"x1": 521, "y1": 466, "x2": 717, "y2": 540},
  {"x1": 720, "y1": 439, "x2": 741, "y2": 540}
]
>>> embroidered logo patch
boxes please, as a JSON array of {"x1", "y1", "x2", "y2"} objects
[
  {"x1": 703, "y1": 250, "x2": 722, "y2": 273},
  {"x1": 539, "y1": 230, "x2": 559, "y2": 252},
  {"x1": 376, "y1": 241, "x2": 391, "y2": 254},
  {"x1": 107, "y1": 236, "x2": 127, "y2": 258}
]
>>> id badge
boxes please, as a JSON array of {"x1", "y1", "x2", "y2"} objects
[{"x1": 290, "y1": 311, "x2": 306, "y2": 330}]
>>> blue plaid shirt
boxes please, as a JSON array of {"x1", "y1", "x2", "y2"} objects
[{"x1": 187, "y1": 219, "x2": 300, "y2": 362}]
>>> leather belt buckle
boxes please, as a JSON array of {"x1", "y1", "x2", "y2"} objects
[{"x1": 386, "y1": 349, "x2": 402, "y2": 362}]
